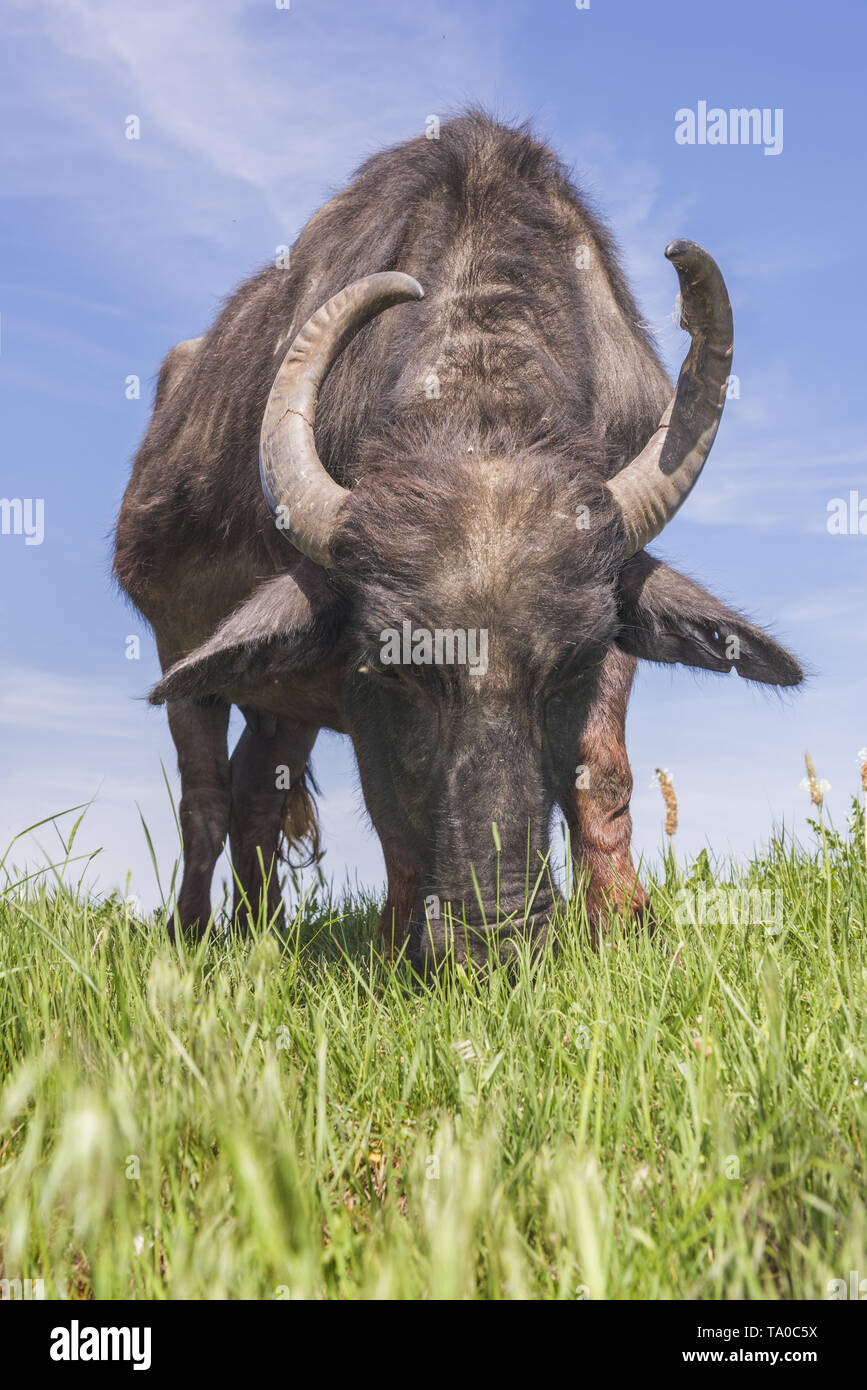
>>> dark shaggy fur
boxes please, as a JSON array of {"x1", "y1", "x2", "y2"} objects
[{"x1": 114, "y1": 108, "x2": 670, "y2": 605}]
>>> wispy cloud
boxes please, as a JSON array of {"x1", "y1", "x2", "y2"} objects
[
  {"x1": 8, "y1": 0, "x2": 512, "y2": 256},
  {"x1": 0, "y1": 666, "x2": 148, "y2": 736},
  {"x1": 681, "y1": 433, "x2": 867, "y2": 532}
]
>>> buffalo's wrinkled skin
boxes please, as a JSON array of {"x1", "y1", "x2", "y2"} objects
[{"x1": 114, "y1": 112, "x2": 801, "y2": 967}]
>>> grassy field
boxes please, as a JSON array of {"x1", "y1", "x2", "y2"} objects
[{"x1": 1, "y1": 799, "x2": 865, "y2": 1301}]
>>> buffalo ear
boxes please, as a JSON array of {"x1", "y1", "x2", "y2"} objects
[
  {"x1": 150, "y1": 563, "x2": 347, "y2": 704},
  {"x1": 615, "y1": 552, "x2": 803, "y2": 687}
]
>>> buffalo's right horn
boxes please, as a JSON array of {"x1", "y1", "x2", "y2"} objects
[
  {"x1": 259, "y1": 272, "x2": 424, "y2": 568},
  {"x1": 607, "y1": 240, "x2": 733, "y2": 557}
]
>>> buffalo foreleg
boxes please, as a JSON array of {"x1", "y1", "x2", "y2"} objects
[
  {"x1": 229, "y1": 712, "x2": 319, "y2": 931},
  {"x1": 167, "y1": 697, "x2": 231, "y2": 940},
  {"x1": 377, "y1": 835, "x2": 421, "y2": 960},
  {"x1": 563, "y1": 648, "x2": 650, "y2": 939}
]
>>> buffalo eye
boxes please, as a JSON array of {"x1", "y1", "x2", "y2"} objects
[
  {"x1": 549, "y1": 653, "x2": 605, "y2": 694},
  {"x1": 358, "y1": 659, "x2": 402, "y2": 682}
]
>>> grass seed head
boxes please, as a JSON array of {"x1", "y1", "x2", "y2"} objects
[
  {"x1": 654, "y1": 768, "x2": 678, "y2": 837},
  {"x1": 803, "y1": 750, "x2": 827, "y2": 809}
]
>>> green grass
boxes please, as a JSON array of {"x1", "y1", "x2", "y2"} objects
[{"x1": 1, "y1": 801, "x2": 865, "y2": 1300}]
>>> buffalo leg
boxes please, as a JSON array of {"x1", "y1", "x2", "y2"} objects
[
  {"x1": 167, "y1": 698, "x2": 231, "y2": 940},
  {"x1": 229, "y1": 712, "x2": 319, "y2": 930},
  {"x1": 352, "y1": 747, "x2": 421, "y2": 958},
  {"x1": 563, "y1": 648, "x2": 650, "y2": 939},
  {"x1": 377, "y1": 834, "x2": 421, "y2": 959}
]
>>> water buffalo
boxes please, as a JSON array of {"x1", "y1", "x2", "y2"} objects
[{"x1": 114, "y1": 111, "x2": 801, "y2": 966}]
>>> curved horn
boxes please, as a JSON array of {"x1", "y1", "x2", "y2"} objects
[
  {"x1": 260, "y1": 271, "x2": 424, "y2": 567},
  {"x1": 607, "y1": 240, "x2": 733, "y2": 558}
]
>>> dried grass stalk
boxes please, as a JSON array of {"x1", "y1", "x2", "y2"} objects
[{"x1": 655, "y1": 768, "x2": 678, "y2": 837}]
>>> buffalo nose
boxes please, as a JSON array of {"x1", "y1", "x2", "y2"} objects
[{"x1": 411, "y1": 894, "x2": 563, "y2": 971}]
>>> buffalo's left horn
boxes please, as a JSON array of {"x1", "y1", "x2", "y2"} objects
[
  {"x1": 260, "y1": 271, "x2": 424, "y2": 567},
  {"x1": 607, "y1": 240, "x2": 733, "y2": 557}
]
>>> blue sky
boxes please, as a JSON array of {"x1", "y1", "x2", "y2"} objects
[{"x1": 1, "y1": 0, "x2": 865, "y2": 908}]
